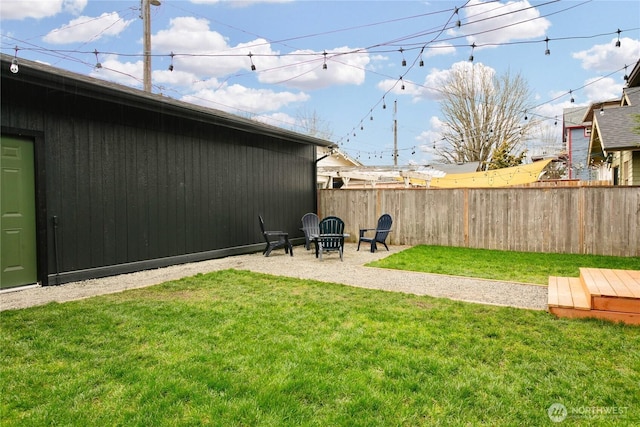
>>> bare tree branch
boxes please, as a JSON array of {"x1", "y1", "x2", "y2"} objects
[{"x1": 435, "y1": 63, "x2": 535, "y2": 171}]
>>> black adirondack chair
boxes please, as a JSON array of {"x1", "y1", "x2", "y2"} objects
[
  {"x1": 258, "y1": 215, "x2": 293, "y2": 257},
  {"x1": 315, "y1": 216, "x2": 345, "y2": 261},
  {"x1": 300, "y1": 213, "x2": 320, "y2": 250},
  {"x1": 357, "y1": 214, "x2": 392, "y2": 253}
]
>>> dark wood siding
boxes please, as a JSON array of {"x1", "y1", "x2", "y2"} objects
[{"x1": 2, "y1": 76, "x2": 318, "y2": 284}]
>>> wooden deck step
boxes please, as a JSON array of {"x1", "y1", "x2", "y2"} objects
[
  {"x1": 548, "y1": 276, "x2": 590, "y2": 310},
  {"x1": 548, "y1": 268, "x2": 640, "y2": 326},
  {"x1": 580, "y1": 268, "x2": 640, "y2": 314}
]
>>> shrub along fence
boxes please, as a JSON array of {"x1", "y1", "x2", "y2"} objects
[{"x1": 318, "y1": 186, "x2": 640, "y2": 257}]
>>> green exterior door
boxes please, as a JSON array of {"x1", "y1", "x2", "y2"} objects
[{"x1": 1, "y1": 136, "x2": 37, "y2": 289}]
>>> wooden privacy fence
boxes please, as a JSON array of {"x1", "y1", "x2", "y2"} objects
[{"x1": 318, "y1": 187, "x2": 640, "y2": 257}]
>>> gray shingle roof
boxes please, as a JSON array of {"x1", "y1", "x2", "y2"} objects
[{"x1": 593, "y1": 87, "x2": 640, "y2": 150}]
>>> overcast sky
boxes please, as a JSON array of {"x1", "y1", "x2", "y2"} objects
[{"x1": 2, "y1": 0, "x2": 639, "y2": 164}]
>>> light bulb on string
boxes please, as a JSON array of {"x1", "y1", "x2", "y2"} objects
[
  {"x1": 400, "y1": 47, "x2": 406, "y2": 66},
  {"x1": 569, "y1": 89, "x2": 575, "y2": 103},
  {"x1": 468, "y1": 43, "x2": 475, "y2": 62},
  {"x1": 93, "y1": 49, "x2": 102, "y2": 69},
  {"x1": 169, "y1": 51, "x2": 174, "y2": 71},
  {"x1": 544, "y1": 37, "x2": 550, "y2": 55},
  {"x1": 322, "y1": 50, "x2": 328, "y2": 70},
  {"x1": 10, "y1": 46, "x2": 19, "y2": 74},
  {"x1": 615, "y1": 29, "x2": 621, "y2": 47},
  {"x1": 248, "y1": 52, "x2": 256, "y2": 71}
]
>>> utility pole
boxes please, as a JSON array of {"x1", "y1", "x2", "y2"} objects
[
  {"x1": 393, "y1": 100, "x2": 398, "y2": 166},
  {"x1": 142, "y1": 0, "x2": 161, "y2": 92}
]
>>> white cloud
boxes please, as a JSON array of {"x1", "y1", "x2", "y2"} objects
[
  {"x1": 415, "y1": 116, "x2": 445, "y2": 146},
  {"x1": 582, "y1": 76, "x2": 624, "y2": 102},
  {"x1": 153, "y1": 17, "x2": 369, "y2": 90},
  {"x1": 153, "y1": 17, "x2": 230, "y2": 53},
  {"x1": 153, "y1": 17, "x2": 276, "y2": 78},
  {"x1": 153, "y1": 69, "x2": 207, "y2": 89},
  {"x1": 423, "y1": 42, "x2": 456, "y2": 58},
  {"x1": 417, "y1": 66, "x2": 457, "y2": 100},
  {"x1": 181, "y1": 84, "x2": 310, "y2": 115},
  {"x1": 534, "y1": 101, "x2": 575, "y2": 127},
  {"x1": 377, "y1": 61, "x2": 498, "y2": 103},
  {"x1": 43, "y1": 12, "x2": 134, "y2": 44},
  {"x1": 0, "y1": 0, "x2": 86, "y2": 20},
  {"x1": 399, "y1": 61, "x2": 497, "y2": 102},
  {"x1": 572, "y1": 37, "x2": 640, "y2": 72},
  {"x1": 89, "y1": 56, "x2": 143, "y2": 87},
  {"x1": 252, "y1": 112, "x2": 297, "y2": 129},
  {"x1": 257, "y1": 47, "x2": 370, "y2": 90},
  {"x1": 460, "y1": 0, "x2": 550, "y2": 46}
]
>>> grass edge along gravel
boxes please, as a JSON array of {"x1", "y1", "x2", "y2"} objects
[
  {"x1": 367, "y1": 245, "x2": 640, "y2": 285},
  {"x1": 2, "y1": 269, "x2": 639, "y2": 426}
]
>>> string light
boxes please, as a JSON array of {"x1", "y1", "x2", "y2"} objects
[
  {"x1": 400, "y1": 76, "x2": 405, "y2": 90},
  {"x1": 400, "y1": 47, "x2": 406, "y2": 66},
  {"x1": 168, "y1": 51, "x2": 174, "y2": 71},
  {"x1": 468, "y1": 43, "x2": 475, "y2": 62},
  {"x1": 322, "y1": 50, "x2": 328, "y2": 69},
  {"x1": 615, "y1": 29, "x2": 621, "y2": 47},
  {"x1": 248, "y1": 52, "x2": 256, "y2": 71},
  {"x1": 544, "y1": 37, "x2": 550, "y2": 55},
  {"x1": 569, "y1": 89, "x2": 575, "y2": 103},
  {"x1": 10, "y1": 45, "x2": 19, "y2": 73},
  {"x1": 93, "y1": 49, "x2": 102, "y2": 69}
]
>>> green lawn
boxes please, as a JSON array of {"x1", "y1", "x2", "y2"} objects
[
  {"x1": 367, "y1": 245, "x2": 640, "y2": 284},
  {"x1": 2, "y1": 269, "x2": 639, "y2": 426}
]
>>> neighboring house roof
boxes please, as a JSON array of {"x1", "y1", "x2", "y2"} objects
[
  {"x1": 588, "y1": 60, "x2": 640, "y2": 160},
  {"x1": 316, "y1": 147, "x2": 361, "y2": 167},
  {"x1": 0, "y1": 53, "x2": 332, "y2": 148},
  {"x1": 622, "y1": 85, "x2": 640, "y2": 106},
  {"x1": 590, "y1": 87, "x2": 640, "y2": 154},
  {"x1": 564, "y1": 106, "x2": 589, "y2": 127},
  {"x1": 582, "y1": 99, "x2": 622, "y2": 123},
  {"x1": 317, "y1": 162, "x2": 482, "y2": 188},
  {"x1": 627, "y1": 59, "x2": 640, "y2": 88}
]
